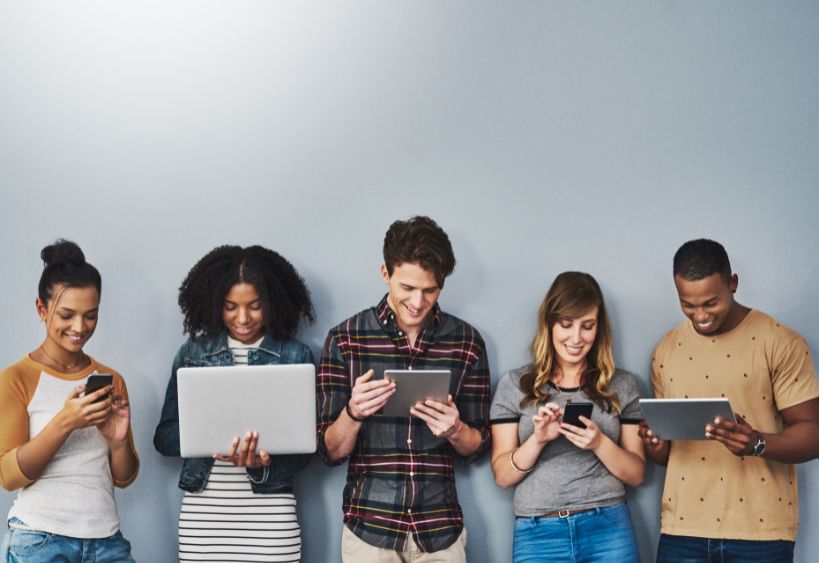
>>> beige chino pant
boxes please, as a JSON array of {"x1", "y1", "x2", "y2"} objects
[{"x1": 341, "y1": 525, "x2": 468, "y2": 563}]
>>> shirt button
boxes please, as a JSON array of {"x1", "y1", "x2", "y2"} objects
[
  {"x1": 383, "y1": 319, "x2": 388, "y2": 325},
  {"x1": 407, "y1": 438, "x2": 412, "y2": 444},
  {"x1": 398, "y1": 331, "x2": 403, "y2": 336},
  {"x1": 408, "y1": 509, "x2": 412, "y2": 514},
  {"x1": 409, "y1": 472, "x2": 414, "y2": 477}
]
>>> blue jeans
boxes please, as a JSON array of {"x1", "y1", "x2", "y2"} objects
[
  {"x1": 513, "y1": 503, "x2": 639, "y2": 563},
  {"x1": 657, "y1": 533, "x2": 794, "y2": 563},
  {"x1": 2, "y1": 518, "x2": 135, "y2": 563}
]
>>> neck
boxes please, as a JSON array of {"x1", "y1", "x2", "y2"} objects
[
  {"x1": 714, "y1": 302, "x2": 751, "y2": 335},
  {"x1": 554, "y1": 362, "x2": 586, "y2": 388},
  {"x1": 35, "y1": 340, "x2": 87, "y2": 373}
]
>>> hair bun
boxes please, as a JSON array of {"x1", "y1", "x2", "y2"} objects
[{"x1": 41, "y1": 239, "x2": 86, "y2": 267}]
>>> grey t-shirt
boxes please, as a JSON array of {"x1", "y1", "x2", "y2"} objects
[{"x1": 490, "y1": 366, "x2": 643, "y2": 517}]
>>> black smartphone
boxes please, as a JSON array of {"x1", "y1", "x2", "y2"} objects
[
  {"x1": 84, "y1": 374, "x2": 113, "y2": 402},
  {"x1": 562, "y1": 401, "x2": 594, "y2": 428}
]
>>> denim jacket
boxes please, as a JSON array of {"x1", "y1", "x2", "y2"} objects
[{"x1": 153, "y1": 331, "x2": 315, "y2": 494}]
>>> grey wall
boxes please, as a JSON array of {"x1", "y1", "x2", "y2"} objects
[{"x1": 2, "y1": 2, "x2": 818, "y2": 562}]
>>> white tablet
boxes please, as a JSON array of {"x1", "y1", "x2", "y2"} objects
[
  {"x1": 639, "y1": 398, "x2": 736, "y2": 441},
  {"x1": 177, "y1": 364, "x2": 316, "y2": 457},
  {"x1": 380, "y1": 369, "x2": 451, "y2": 417}
]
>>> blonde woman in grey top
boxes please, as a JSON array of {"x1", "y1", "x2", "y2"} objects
[{"x1": 490, "y1": 272, "x2": 644, "y2": 563}]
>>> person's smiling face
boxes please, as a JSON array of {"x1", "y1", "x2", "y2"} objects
[
  {"x1": 381, "y1": 261, "x2": 441, "y2": 339},
  {"x1": 674, "y1": 272, "x2": 739, "y2": 335},
  {"x1": 222, "y1": 282, "x2": 265, "y2": 344}
]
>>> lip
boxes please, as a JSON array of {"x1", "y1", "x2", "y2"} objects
[
  {"x1": 565, "y1": 344, "x2": 585, "y2": 355},
  {"x1": 64, "y1": 333, "x2": 87, "y2": 343},
  {"x1": 231, "y1": 324, "x2": 259, "y2": 336},
  {"x1": 403, "y1": 303, "x2": 425, "y2": 318}
]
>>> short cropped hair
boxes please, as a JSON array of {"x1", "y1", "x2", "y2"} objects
[
  {"x1": 673, "y1": 239, "x2": 732, "y2": 281},
  {"x1": 383, "y1": 216, "x2": 456, "y2": 287}
]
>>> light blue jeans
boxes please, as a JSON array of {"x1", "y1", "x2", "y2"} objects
[
  {"x1": 513, "y1": 503, "x2": 640, "y2": 563},
  {"x1": 3, "y1": 518, "x2": 135, "y2": 563}
]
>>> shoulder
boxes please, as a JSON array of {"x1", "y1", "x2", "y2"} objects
[
  {"x1": 277, "y1": 337, "x2": 314, "y2": 362},
  {"x1": 0, "y1": 357, "x2": 38, "y2": 395},
  {"x1": 745, "y1": 310, "x2": 807, "y2": 344},
  {"x1": 496, "y1": 365, "x2": 531, "y2": 395},
  {"x1": 653, "y1": 321, "x2": 687, "y2": 356},
  {"x1": 608, "y1": 368, "x2": 641, "y2": 394},
  {"x1": 326, "y1": 306, "x2": 376, "y2": 338},
  {"x1": 438, "y1": 311, "x2": 486, "y2": 347}
]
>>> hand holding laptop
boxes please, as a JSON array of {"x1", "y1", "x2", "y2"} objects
[{"x1": 213, "y1": 431, "x2": 271, "y2": 468}]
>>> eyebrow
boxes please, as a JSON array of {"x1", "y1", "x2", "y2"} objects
[
  {"x1": 680, "y1": 298, "x2": 718, "y2": 306},
  {"x1": 56, "y1": 307, "x2": 98, "y2": 314}
]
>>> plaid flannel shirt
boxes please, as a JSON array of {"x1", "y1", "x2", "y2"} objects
[{"x1": 316, "y1": 296, "x2": 491, "y2": 552}]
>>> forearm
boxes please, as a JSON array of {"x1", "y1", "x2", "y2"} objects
[
  {"x1": 323, "y1": 408, "x2": 362, "y2": 461},
  {"x1": 492, "y1": 434, "x2": 545, "y2": 489},
  {"x1": 109, "y1": 440, "x2": 139, "y2": 486},
  {"x1": 761, "y1": 421, "x2": 819, "y2": 463},
  {"x1": 16, "y1": 413, "x2": 73, "y2": 482},
  {"x1": 644, "y1": 441, "x2": 670, "y2": 466},
  {"x1": 594, "y1": 436, "x2": 645, "y2": 487},
  {"x1": 448, "y1": 423, "x2": 483, "y2": 457}
]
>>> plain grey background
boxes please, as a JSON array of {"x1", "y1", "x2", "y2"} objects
[{"x1": 2, "y1": 2, "x2": 818, "y2": 562}]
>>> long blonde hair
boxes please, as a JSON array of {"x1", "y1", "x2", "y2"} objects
[{"x1": 519, "y1": 271, "x2": 620, "y2": 413}]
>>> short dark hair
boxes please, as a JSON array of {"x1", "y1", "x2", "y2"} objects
[
  {"x1": 178, "y1": 245, "x2": 314, "y2": 339},
  {"x1": 383, "y1": 216, "x2": 456, "y2": 287},
  {"x1": 38, "y1": 239, "x2": 102, "y2": 304},
  {"x1": 673, "y1": 239, "x2": 732, "y2": 281}
]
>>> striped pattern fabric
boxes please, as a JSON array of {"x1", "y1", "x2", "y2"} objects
[
  {"x1": 178, "y1": 336, "x2": 300, "y2": 562},
  {"x1": 316, "y1": 296, "x2": 490, "y2": 553}
]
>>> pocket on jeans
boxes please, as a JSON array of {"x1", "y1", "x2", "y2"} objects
[
  {"x1": 599, "y1": 503, "x2": 630, "y2": 527},
  {"x1": 8, "y1": 528, "x2": 52, "y2": 555}
]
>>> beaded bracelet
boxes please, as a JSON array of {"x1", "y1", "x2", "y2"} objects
[
  {"x1": 345, "y1": 402, "x2": 365, "y2": 422},
  {"x1": 509, "y1": 447, "x2": 535, "y2": 473}
]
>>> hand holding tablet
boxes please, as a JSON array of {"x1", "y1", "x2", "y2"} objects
[{"x1": 639, "y1": 398, "x2": 736, "y2": 441}]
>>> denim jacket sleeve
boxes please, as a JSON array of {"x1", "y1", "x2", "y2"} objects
[
  {"x1": 153, "y1": 343, "x2": 186, "y2": 457},
  {"x1": 246, "y1": 342, "x2": 316, "y2": 484}
]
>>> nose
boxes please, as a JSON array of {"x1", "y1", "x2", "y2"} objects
[
  {"x1": 410, "y1": 291, "x2": 424, "y2": 308},
  {"x1": 693, "y1": 309, "x2": 709, "y2": 323},
  {"x1": 571, "y1": 325, "x2": 583, "y2": 342},
  {"x1": 72, "y1": 317, "x2": 85, "y2": 333},
  {"x1": 236, "y1": 307, "x2": 249, "y2": 324}
]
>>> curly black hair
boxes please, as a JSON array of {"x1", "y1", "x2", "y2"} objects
[{"x1": 178, "y1": 245, "x2": 315, "y2": 339}]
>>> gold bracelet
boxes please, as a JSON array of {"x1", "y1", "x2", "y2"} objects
[{"x1": 509, "y1": 447, "x2": 535, "y2": 473}]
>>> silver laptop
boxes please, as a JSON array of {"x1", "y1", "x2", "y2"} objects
[
  {"x1": 639, "y1": 398, "x2": 736, "y2": 441},
  {"x1": 177, "y1": 364, "x2": 316, "y2": 457}
]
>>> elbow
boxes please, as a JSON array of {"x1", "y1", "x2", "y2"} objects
[
  {"x1": 625, "y1": 473, "x2": 644, "y2": 488},
  {"x1": 494, "y1": 476, "x2": 514, "y2": 490}
]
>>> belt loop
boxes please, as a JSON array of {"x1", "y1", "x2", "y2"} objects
[{"x1": 558, "y1": 509, "x2": 570, "y2": 518}]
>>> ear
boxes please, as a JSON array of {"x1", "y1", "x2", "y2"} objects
[
  {"x1": 729, "y1": 273, "x2": 739, "y2": 294},
  {"x1": 380, "y1": 263, "x2": 390, "y2": 284},
  {"x1": 35, "y1": 298, "x2": 48, "y2": 321}
]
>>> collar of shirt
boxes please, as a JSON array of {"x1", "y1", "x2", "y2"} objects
[{"x1": 375, "y1": 294, "x2": 442, "y2": 335}]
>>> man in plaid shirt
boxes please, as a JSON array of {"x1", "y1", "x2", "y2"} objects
[{"x1": 317, "y1": 216, "x2": 491, "y2": 562}]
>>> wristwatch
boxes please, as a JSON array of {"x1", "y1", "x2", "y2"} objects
[{"x1": 750, "y1": 433, "x2": 767, "y2": 457}]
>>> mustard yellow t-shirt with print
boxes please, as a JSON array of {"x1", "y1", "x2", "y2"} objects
[{"x1": 652, "y1": 310, "x2": 819, "y2": 542}]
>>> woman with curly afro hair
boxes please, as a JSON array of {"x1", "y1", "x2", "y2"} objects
[{"x1": 154, "y1": 245, "x2": 315, "y2": 562}]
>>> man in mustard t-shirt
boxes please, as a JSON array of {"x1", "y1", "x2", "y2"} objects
[{"x1": 640, "y1": 239, "x2": 819, "y2": 562}]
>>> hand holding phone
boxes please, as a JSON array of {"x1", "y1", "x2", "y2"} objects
[
  {"x1": 562, "y1": 401, "x2": 594, "y2": 429},
  {"x1": 84, "y1": 374, "x2": 113, "y2": 402}
]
